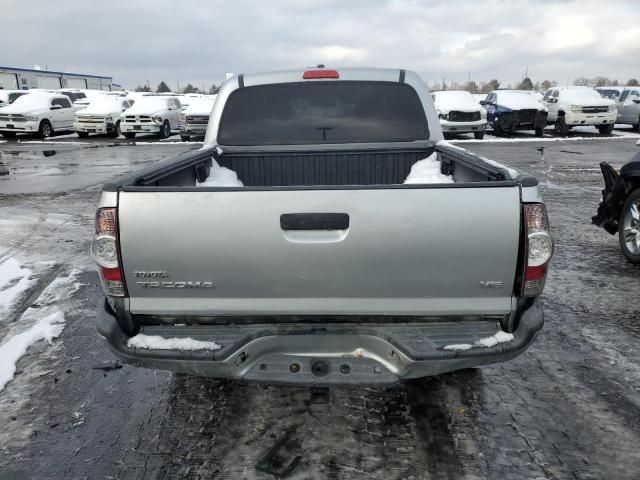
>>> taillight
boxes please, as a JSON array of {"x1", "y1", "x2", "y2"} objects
[
  {"x1": 92, "y1": 208, "x2": 127, "y2": 297},
  {"x1": 521, "y1": 204, "x2": 553, "y2": 297},
  {"x1": 303, "y1": 69, "x2": 339, "y2": 79}
]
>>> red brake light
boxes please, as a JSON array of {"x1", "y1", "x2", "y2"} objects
[
  {"x1": 92, "y1": 207, "x2": 127, "y2": 297},
  {"x1": 303, "y1": 70, "x2": 339, "y2": 79},
  {"x1": 520, "y1": 204, "x2": 553, "y2": 297}
]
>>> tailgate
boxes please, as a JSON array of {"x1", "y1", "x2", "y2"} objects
[{"x1": 118, "y1": 187, "x2": 521, "y2": 316}]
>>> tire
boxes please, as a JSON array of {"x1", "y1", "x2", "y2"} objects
[
  {"x1": 180, "y1": 134, "x2": 190, "y2": 142},
  {"x1": 633, "y1": 118, "x2": 640, "y2": 132},
  {"x1": 493, "y1": 123, "x2": 504, "y2": 137},
  {"x1": 473, "y1": 131, "x2": 485, "y2": 140},
  {"x1": 618, "y1": 189, "x2": 640, "y2": 264},
  {"x1": 77, "y1": 131, "x2": 89, "y2": 138},
  {"x1": 110, "y1": 121, "x2": 121, "y2": 138},
  {"x1": 598, "y1": 124, "x2": 614, "y2": 135},
  {"x1": 554, "y1": 116, "x2": 568, "y2": 136},
  {"x1": 1, "y1": 131, "x2": 16, "y2": 138},
  {"x1": 534, "y1": 127, "x2": 544, "y2": 137},
  {"x1": 159, "y1": 120, "x2": 171, "y2": 139},
  {"x1": 37, "y1": 120, "x2": 52, "y2": 139},
  {"x1": 124, "y1": 132, "x2": 136, "y2": 139}
]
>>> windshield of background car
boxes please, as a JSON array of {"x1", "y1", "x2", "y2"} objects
[
  {"x1": 218, "y1": 81, "x2": 429, "y2": 145},
  {"x1": 8, "y1": 93, "x2": 52, "y2": 110}
]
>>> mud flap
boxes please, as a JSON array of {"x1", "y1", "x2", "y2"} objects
[{"x1": 592, "y1": 162, "x2": 623, "y2": 234}]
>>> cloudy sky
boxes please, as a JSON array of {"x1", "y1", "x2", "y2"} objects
[{"x1": 2, "y1": 0, "x2": 639, "y2": 90}]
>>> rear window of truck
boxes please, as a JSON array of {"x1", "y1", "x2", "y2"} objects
[{"x1": 218, "y1": 81, "x2": 429, "y2": 145}]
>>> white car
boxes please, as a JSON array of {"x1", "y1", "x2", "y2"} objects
[
  {"x1": 119, "y1": 94, "x2": 182, "y2": 139},
  {"x1": 74, "y1": 95, "x2": 133, "y2": 138},
  {"x1": 432, "y1": 90, "x2": 487, "y2": 139},
  {"x1": 0, "y1": 91, "x2": 75, "y2": 138},
  {"x1": 543, "y1": 86, "x2": 617, "y2": 135},
  {"x1": 179, "y1": 95, "x2": 216, "y2": 141},
  {"x1": 0, "y1": 90, "x2": 29, "y2": 108}
]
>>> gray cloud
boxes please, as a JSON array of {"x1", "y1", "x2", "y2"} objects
[{"x1": 1, "y1": 0, "x2": 639, "y2": 89}]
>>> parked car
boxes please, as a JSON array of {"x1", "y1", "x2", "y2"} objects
[
  {"x1": 0, "y1": 91, "x2": 74, "y2": 138},
  {"x1": 596, "y1": 86, "x2": 625, "y2": 100},
  {"x1": 94, "y1": 67, "x2": 552, "y2": 385},
  {"x1": 482, "y1": 90, "x2": 548, "y2": 136},
  {"x1": 179, "y1": 95, "x2": 216, "y2": 141},
  {"x1": 74, "y1": 95, "x2": 133, "y2": 138},
  {"x1": 593, "y1": 153, "x2": 640, "y2": 262},
  {"x1": 598, "y1": 87, "x2": 640, "y2": 130},
  {"x1": 0, "y1": 90, "x2": 29, "y2": 108},
  {"x1": 119, "y1": 94, "x2": 181, "y2": 139},
  {"x1": 543, "y1": 86, "x2": 617, "y2": 135},
  {"x1": 432, "y1": 90, "x2": 487, "y2": 139}
]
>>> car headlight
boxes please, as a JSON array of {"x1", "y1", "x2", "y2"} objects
[
  {"x1": 179, "y1": 113, "x2": 186, "y2": 123},
  {"x1": 25, "y1": 115, "x2": 37, "y2": 121},
  {"x1": 105, "y1": 115, "x2": 113, "y2": 122},
  {"x1": 570, "y1": 105, "x2": 582, "y2": 112},
  {"x1": 608, "y1": 105, "x2": 616, "y2": 113},
  {"x1": 152, "y1": 115, "x2": 163, "y2": 124}
]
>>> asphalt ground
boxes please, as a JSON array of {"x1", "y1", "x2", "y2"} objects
[{"x1": 0, "y1": 129, "x2": 639, "y2": 479}]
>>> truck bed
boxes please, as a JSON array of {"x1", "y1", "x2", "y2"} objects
[{"x1": 106, "y1": 141, "x2": 521, "y2": 190}]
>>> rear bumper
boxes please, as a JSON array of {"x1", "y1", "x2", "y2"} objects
[{"x1": 97, "y1": 300, "x2": 544, "y2": 385}]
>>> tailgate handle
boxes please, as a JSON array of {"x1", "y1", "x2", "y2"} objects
[{"x1": 280, "y1": 213, "x2": 349, "y2": 231}]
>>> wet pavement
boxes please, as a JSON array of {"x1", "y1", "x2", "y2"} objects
[{"x1": 0, "y1": 133, "x2": 639, "y2": 479}]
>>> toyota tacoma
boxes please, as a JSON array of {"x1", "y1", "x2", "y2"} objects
[{"x1": 94, "y1": 67, "x2": 553, "y2": 385}]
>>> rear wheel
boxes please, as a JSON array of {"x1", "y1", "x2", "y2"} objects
[
  {"x1": 554, "y1": 116, "x2": 568, "y2": 136},
  {"x1": 534, "y1": 127, "x2": 544, "y2": 137},
  {"x1": 598, "y1": 124, "x2": 614, "y2": 135},
  {"x1": 124, "y1": 132, "x2": 136, "y2": 139},
  {"x1": 473, "y1": 131, "x2": 484, "y2": 140},
  {"x1": 180, "y1": 134, "x2": 190, "y2": 142},
  {"x1": 1, "y1": 131, "x2": 16, "y2": 138},
  {"x1": 159, "y1": 120, "x2": 171, "y2": 139},
  {"x1": 38, "y1": 120, "x2": 52, "y2": 139},
  {"x1": 619, "y1": 189, "x2": 640, "y2": 264},
  {"x1": 77, "y1": 131, "x2": 89, "y2": 138},
  {"x1": 492, "y1": 122, "x2": 504, "y2": 137}
]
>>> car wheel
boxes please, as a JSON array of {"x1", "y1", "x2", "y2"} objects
[
  {"x1": 534, "y1": 127, "x2": 544, "y2": 137},
  {"x1": 493, "y1": 123, "x2": 504, "y2": 137},
  {"x1": 180, "y1": 134, "x2": 190, "y2": 142},
  {"x1": 110, "y1": 121, "x2": 121, "y2": 138},
  {"x1": 1, "y1": 131, "x2": 16, "y2": 138},
  {"x1": 618, "y1": 189, "x2": 640, "y2": 264},
  {"x1": 473, "y1": 131, "x2": 484, "y2": 140},
  {"x1": 38, "y1": 120, "x2": 52, "y2": 139},
  {"x1": 554, "y1": 116, "x2": 568, "y2": 136},
  {"x1": 77, "y1": 131, "x2": 89, "y2": 138},
  {"x1": 159, "y1": 120, "x2": 171, "y2": 139},
  {"x1": 598, "y1": 124, "x2": 614, "y2": 135},
  {"x1": 633, "y1": 118, "x2": 640, "y2": 132},
  {"x1": 124, "y1": 132, "x2": 136, "y2": 139}
]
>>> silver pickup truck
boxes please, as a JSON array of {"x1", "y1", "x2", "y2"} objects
[{"x1": 94, "y1": 67, "x2": 553, "y2": 385}]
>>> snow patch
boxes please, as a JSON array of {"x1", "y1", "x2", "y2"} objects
[
  {"x1": 444, "y1": 330, "x2": 515, "y2": 352},
  {"x1": 127, "y1": 334, "x2": 221, "y2": 351},
  {"x1": 404, "y1": 152, "x2": 454, "y2": 184},
  {"x1": 0, "y1": 311, "x2": 65, "y2": 391},
  {"x1": 197, "y1": 159, "x2": 243, "y2": 187},
  {"x1": 0, "y1": 258, "x2": 35, "y2": 319}
]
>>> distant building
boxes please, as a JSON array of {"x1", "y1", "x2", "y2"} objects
[{"x1": 0, "y1": 65, "x2": 120, "y2": 91}]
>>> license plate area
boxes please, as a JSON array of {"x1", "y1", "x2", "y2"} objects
[
  {"x1": 134, "y1": 125, "x2": 141, "y2": 130},
  {"x1": 6, "y1": 124, "x2": 14, "y2": 129}
]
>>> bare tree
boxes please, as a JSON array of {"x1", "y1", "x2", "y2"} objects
[{"x1": 627, "y1": 78, "x2": 639, "y2": 86}]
